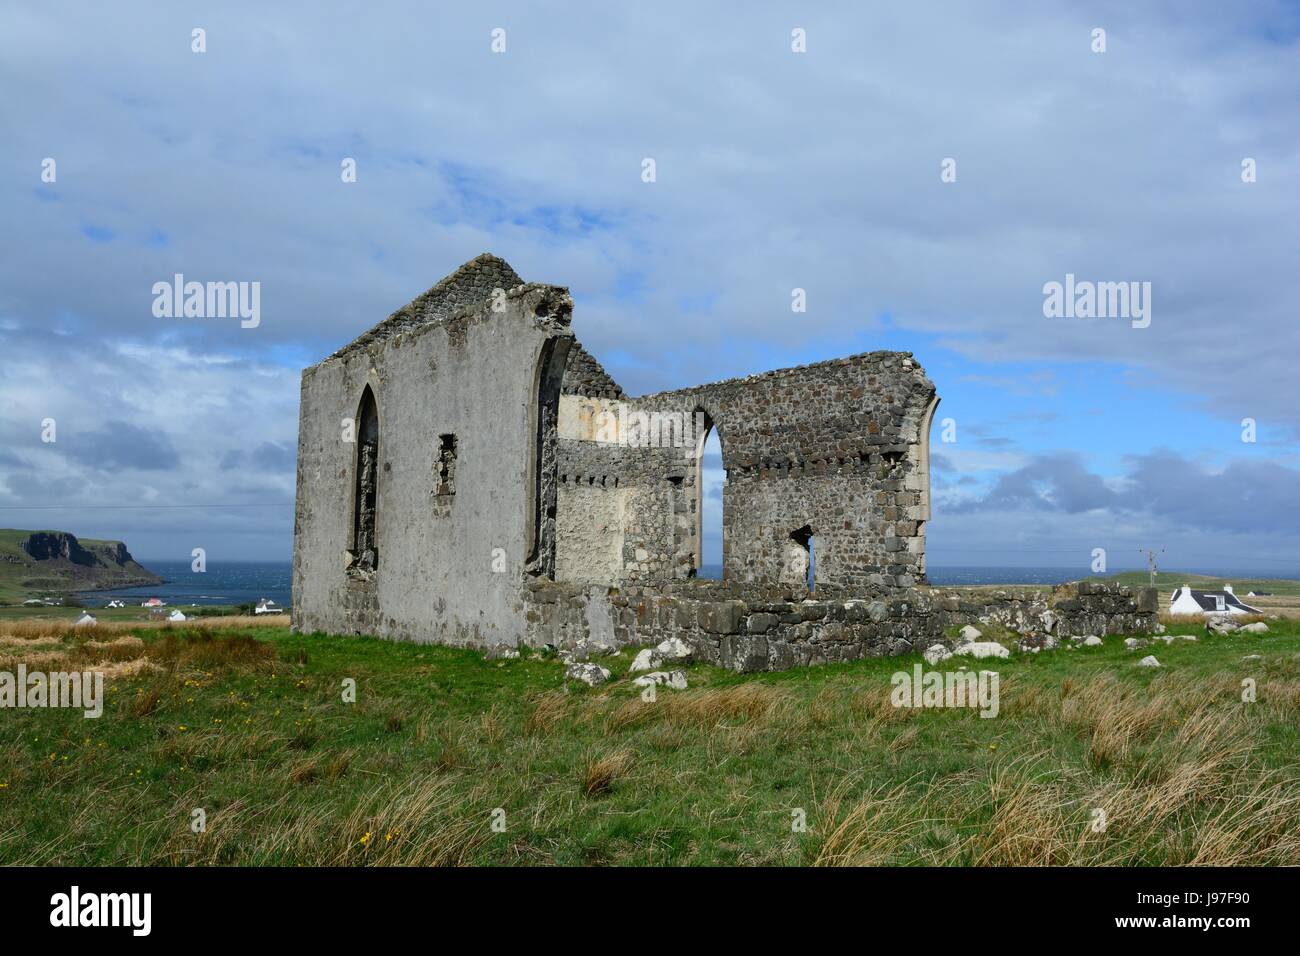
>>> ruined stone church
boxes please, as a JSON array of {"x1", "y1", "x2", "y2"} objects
[
  {"x1": 293, "y1": 253, "x2": 948, "y2": 670},
  {"x1": 292, "y1": 254, "x2": 1158, "y2": 668}
]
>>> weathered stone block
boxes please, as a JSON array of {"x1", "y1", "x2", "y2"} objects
[{"x1": 700, "y1": 600, "x2": 744, "y2": 635}]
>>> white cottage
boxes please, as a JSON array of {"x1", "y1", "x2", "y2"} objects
[{"x1": 1168, "y1": 584, "x2": 1262, "y2": 616}]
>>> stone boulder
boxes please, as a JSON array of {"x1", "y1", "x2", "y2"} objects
[
  {"x1": 957, "y1": 625, "x2": 983, "y2": 644},
  {"x1": 629, "y1": 636, "x2": 695, "y2": 673},
  {"x1": 631, "y1": 670, "x2": 688, "y2": 691},
  {"x1": 1240, "y1": 622, "x2": 1269, "y2": 634},
  {"x1": 1124, "y1": 638, "x2": 1149, "y2": 651},
  {"x1": 1207, "y1": 616, "x2": 1239, "y2": 636},
  {"x1": 953, "y1": 641, "x2": 1010, "y2": 660},
  {"x1": 1137, "y1": 655, "x2": 1160, "y2": 668},
  {"x1": 923, "y1": 643, "x2": 953, "y2": 665},
  {"x1": 565, "y1": 662, "x2": 611, "y2": 687},
  {"x1": 1016, "y1": 633, "x2": 1058, "y2": 654},
  {"x1": 655, "y1": 636, "x2": 694, "y2": 664}
]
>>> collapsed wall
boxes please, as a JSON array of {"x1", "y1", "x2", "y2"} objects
[
  {"x1": 520, "y1": 579, "x2": 943, "y2": 672},
  {"x1": 553, "y1": 351, "x2": 940, "y2": 594},
  {"x1": 938, "y1": 581, "x2": 1159, "y2": 638}
]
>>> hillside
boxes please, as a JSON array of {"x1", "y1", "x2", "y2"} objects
[{"x1": 0, "y1": 529, "x2": 162, "y2": 604}]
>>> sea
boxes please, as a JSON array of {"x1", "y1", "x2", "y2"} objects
[
  {"x1": 83, "y1": 560, "x2": 294, "y2": 609},
  {"x1": 82, "y1": 561, "x2": 1298, "y2": 609},
  {"x1": 696, "y1": 564, "x2": 1297, "y2": 585}
]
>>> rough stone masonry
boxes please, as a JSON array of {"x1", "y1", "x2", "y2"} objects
[{"x1": 292, "y1": 255, "x2": 1155, "y2": 671}]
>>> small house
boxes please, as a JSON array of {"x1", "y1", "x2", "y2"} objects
[{"x1": 1169, "y1": 584, "x2": 1262, "y2": 616}]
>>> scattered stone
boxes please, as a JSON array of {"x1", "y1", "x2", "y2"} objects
[
  {"x1": 631, "y1": 670, "x2": 687, "y2": 690},
  {"x1": 1137, "y1": 655, "x2": 1161, "y2": 668},
  {"x1": 1207, "y1": 616, "x2": 1239, "y2": 636},
  {"x1": 1015, "y1": 633, "x2": 1057, "y2": 653},
  {"x1": 628, "y1": 648, "x2": 659, "y2": 673},
  {"x1": 565, "y1": 662, "x2": 610, "y2": 687},
  {"x1": 654, "y1": 636, "x2": 694, "y2": 664},
  {"x1": 953, "y1": 641, "x2": 1010, "y2": 660},
  {"x1": 1240, "y1": 622, "x2": 1269, "y2": 634},
  {"x1": 485, "y1": 645, "x2": 520, "y2": 661},
  {"x1": 1124, "y1": 638, "x2": 1149, "y2": 651},
  {"x1": 1081, "y1": 635, "x2": 1104, "y2": 647},
  {"x1": 1242, "y1": 654, "x2": 1262, "y2": 662},
  {"x1": 957, "y1": 625, "x2": 982, "y2": 643},
  {"x1": 923, "y1": 643, "x2": 953, "y2": 665},
  {"x1": 1154, "y1": 622, "x2": 1167, "y2": 634},
  {"x1": 628, "y1": 636, "x2": 696, "y2": 673}
]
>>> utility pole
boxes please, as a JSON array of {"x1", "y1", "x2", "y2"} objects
[{"x1": 1141, "y1": 548, "x2": 1166, "y2": 587}]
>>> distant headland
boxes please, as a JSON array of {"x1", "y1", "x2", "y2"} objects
[{"x1": 0, "y1": 529, "x2": 162, "y2": 604}]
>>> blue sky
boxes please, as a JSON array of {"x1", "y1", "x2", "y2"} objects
[{"x1": 1, "y1": 1, "x2": 1298, "y2": 575}]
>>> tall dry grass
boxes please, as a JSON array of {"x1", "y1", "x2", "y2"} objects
[
  {"x1": 812, "y1": 672, "x2": 1300, "y2": 866},
  {"x1": 0, "y1": 614, "x2": 289, "y2": 641},
  {"x1": 141, "y1": 773, "x2": 491, "y2": 866}
]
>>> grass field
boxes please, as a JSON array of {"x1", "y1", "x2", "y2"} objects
[{"x1": 1, "y1": 614, "x2": 1297, "y2": 866}]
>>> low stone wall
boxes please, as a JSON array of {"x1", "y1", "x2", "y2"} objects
[
  {"x1": 519, "y1": 579, "x2": 943, "y2": 672},
  {"x1": 516, "y1": 579, "x2": 1157, "y2": 673},
  {"x1": 936, "y1": 581, "x2": 1158, "y2": 638}
]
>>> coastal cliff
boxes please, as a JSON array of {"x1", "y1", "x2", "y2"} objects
[{"x1": 0, "y1": 529, "x2": 162, "y2": 602}]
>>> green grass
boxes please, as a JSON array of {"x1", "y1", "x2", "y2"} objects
[{"x1": 1, "y1": 618, "x2": 1298, "y2": 866}]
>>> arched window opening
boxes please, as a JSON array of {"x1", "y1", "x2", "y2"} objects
[
  {"x1": 694, "y1": 412, "x2": 725, "y2": 580},
  {"x1": 350, "y1": 386, "x2": 380, "y2": 573},
  {"x1": 790, "y1": 524, "x2": 814, "y2": 593}
]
